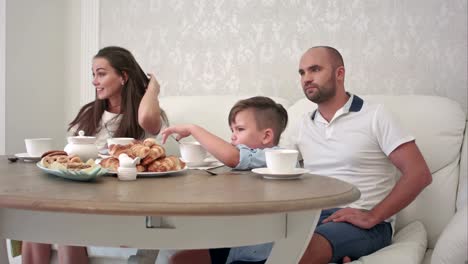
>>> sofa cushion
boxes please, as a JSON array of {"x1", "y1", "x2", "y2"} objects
[
  {"x1": 422, "y1": 249, "x2": 433, "y2": 264},
  {"x1": 431, "y1": 205, "x2": 468, "y2": 264},
  {"x1": 348, "y1": 221, "x2": 427, "y2": 264}
]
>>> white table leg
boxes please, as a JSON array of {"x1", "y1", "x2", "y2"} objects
[
  {"x1": 266, "y1": 209, "x2": 321, "y2": 264},
  {"x1": 0, "y1": 239, "x2": 8, "y2": 264}
]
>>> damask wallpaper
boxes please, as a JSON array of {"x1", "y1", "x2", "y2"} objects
[{"x1": 100, "y1": 0, "x2": 467, "y2": 112}]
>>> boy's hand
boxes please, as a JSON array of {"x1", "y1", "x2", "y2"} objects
[{"x1": 161, "y1": 125, "x2": 193, "y2": 144}]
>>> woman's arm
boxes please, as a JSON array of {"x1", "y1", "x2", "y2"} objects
[{"x1": 138, "y1": 73, "x2": 163, "y2": 134}]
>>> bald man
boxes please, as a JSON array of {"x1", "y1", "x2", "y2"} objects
[{"x1": 291, "y1": 46, "x2": 432, "y2": 263}]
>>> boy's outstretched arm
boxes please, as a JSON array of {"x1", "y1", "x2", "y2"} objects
[{"x1": 161, "y1": 125, "x2": 240, "y2": 168}]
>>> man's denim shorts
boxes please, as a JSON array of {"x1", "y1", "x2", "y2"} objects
[
  {"x1": 315, "y1": 208, "x2": 393, "y2": 263},
  {"x1": 210, "y1": 208, "x2": 392, "y2": 264}
]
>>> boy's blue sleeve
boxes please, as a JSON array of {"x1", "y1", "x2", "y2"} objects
[{"x1": 234, "y1": 145, "x2": 279, "y2": 170}]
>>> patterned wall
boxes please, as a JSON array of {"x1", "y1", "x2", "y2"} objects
[{"x1": 100, "y1": 0, "x2": 467, "y2": 112}]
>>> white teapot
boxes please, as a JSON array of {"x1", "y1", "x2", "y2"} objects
[{"x1": 64, "y1": 130, "x2": 99, "y2": 161}]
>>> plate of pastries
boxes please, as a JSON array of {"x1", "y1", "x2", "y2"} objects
[
  {"x1": 37, "y1": 150, "x2": 107, "y2": 181},
  {"x1": 100, "y1": 138, "x2": 187, "y2": 177}
]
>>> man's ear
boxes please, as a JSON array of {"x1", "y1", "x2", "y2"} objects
[
  {"x1": 262, "y1": 128, "x2": 275, "y2": 145},
  {"x1": 335, "y1": 66, "x2": 345, "y2": 81}
]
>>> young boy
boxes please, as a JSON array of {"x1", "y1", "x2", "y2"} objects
[{"x1": 160, "y1": 96, "x2": 288, "y2": 264}]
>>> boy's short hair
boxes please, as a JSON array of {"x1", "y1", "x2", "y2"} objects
[{"x1": 228, "y1": 96, "x2": 288, "y2": 145}]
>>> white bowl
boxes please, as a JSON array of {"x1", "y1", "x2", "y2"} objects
[{"x1": 107, "y1": 137, "x2": 135, "y2": 146}]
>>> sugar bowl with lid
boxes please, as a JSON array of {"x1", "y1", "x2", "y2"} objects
[{"x1": 64, "y1": 130, "x2": 99, "y2": 161}]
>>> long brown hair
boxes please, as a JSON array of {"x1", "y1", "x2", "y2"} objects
[{"x1": 68, "y1": 46, "x2": 168, "y2": 138}]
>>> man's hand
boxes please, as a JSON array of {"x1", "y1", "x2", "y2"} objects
[
  {"x1": 322, "y1": 208, "x2": 380, "y2": 229},
  {"x1": 161, "y1": 125, "x2": 193, "y2": 144}
]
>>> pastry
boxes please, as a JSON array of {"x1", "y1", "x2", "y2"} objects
[
  {"x1": 130, "y1": 144, "x2": 150, "y2": 159},
  {"x1": 147, "y1": 156, "x2": 185, "y2": 172},
  {"x1": 141, "y1": 144, "x2": 166, "y2": 165},
  {"x1": 143, "y1": 138, "x2": 157, "y2": 147},
  {"x1": 136, "y1": 164, "x2": 146, "y2": 172},
  {"x1": 109, "y1": 144, "x2": 134, "y2": 158},
  {"x1": 41, "y1": 150, "x2": 68, "y2": 158},
  {"x1": 67, "y1": 162, "x2": 92, "y2": 170},
  {"x1": 100, "y1": 157, "x2": 119, "y2": 171},
  {"x1": 40, "y1": 152, "x2": 95, "y2": 171}
]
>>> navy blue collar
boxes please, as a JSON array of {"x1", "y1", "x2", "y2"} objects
[{"x1": 311, "y1": 93, "x2": 364, "y2": 120}]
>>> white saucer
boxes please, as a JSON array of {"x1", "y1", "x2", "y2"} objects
[
  {"x1": 251, "y1": 168, "x2": 309, "y2": 180},
  {"x1": 15, "y1": 153, "x2": 42, "y2": 162},
  {"x1": 181, "y1": 158, "x2": 219, "y2": 168}
]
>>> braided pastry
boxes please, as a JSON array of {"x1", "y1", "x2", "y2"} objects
[
  {"x1": 147, "y1": 156, "x2": 185, "y2": 172},
  {"x1": 56, "y1": 156, "x2": 69, "y2": 164},
  {"x1": 67, "y1": 162, "x2": 92, "y2": 170},
  {"x1": 41, "y1": 150, "x2": 67, "y2": 158},
  {"x1": 40, "y1": 152, "x2": 95, "y2": 171},
  {"x1": 68, "y1": 155, "x2": 82, "y2": 163}
]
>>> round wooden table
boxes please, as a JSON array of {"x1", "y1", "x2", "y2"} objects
[{"x1": 0, "y1": 157, "x2": 360, "y2": 264}]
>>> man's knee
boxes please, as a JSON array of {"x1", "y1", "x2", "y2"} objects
[
  {"x1": 299, "y1": 233, "x2": 332, "y2": 264},
  {"x1": 170, "y1": 249, "x2": 211, "y2": 264}
]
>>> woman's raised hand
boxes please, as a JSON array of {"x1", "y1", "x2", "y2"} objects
[{"x1": 147, "y1": 73, "x2": 160, "y2": 95}]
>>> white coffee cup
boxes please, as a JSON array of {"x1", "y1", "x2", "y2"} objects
[
  {"x1": 179, "y1": 142, "x2": 207, "y2": 162},
  {"x1": 24, "y1": 138, "x2": 53, "y2": 157},
  {"x1": 265, "y1": 149, "x2": 299, "y2": 174}
]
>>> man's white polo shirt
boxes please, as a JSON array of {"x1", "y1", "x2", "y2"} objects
[{"x1": 290, "y1": 94, "x2": 414, "y2": 213}]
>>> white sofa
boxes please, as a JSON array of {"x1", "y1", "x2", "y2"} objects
[
  {"x1": 157, "y1": 95, "x2": 467, "y2": 264},
  {"x1": 8, "y1": 95, "x2": 466, "y2": 264}
]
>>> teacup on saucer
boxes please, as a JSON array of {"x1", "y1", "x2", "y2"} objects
[{"x1": 265, "y1": 149, "x2": 299, "y2": 174}]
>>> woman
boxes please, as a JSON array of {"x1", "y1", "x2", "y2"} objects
[{"x1": 21, "y1": 46, "x2": 168, "y2": 264}]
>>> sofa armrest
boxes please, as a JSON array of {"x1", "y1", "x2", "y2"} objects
[
  {"x1": 431, "y1": 205, "x2": 468, "y2": 264},
  {"x1": 456, "y1": 121, "x2": 467, "y2": 210},
  {"x1": 348, "y1": 221, "x2": 427, "y2": 264}
]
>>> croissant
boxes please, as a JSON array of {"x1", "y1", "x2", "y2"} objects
[
  {"x1": 109, "y1": 144, "x2": 134, "y2": 158},
  {"x1": 141, "y1": 144, "x2": 166, "y2": 166},
  {"x1": 130, "y1": 144, "x2": 150, "y2": 159},
  {"x1": 136, "y1": 164, "x2": 146, "y2": 172},
  {"x1": 100, "y1": 157, "x2": 119, "y2": 171},
  {"x1": 147, "y1": 156, "x2": 185, "y2": 172},
  {"x1": 143, "y1": 138, "x2": 157, "y2": 148}
]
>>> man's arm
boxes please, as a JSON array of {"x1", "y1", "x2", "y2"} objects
[{"x1": 323, "y1": 141, "x2": 432, "y2": 228}]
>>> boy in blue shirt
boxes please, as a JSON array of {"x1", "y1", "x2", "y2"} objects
[{"x1": 160, "y1": 96, "x2": 288, "y2": 264}]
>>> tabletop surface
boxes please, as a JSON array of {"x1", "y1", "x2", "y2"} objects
[{"x1": 0, "y1": 156, "x2": 360, "y2": 216}]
